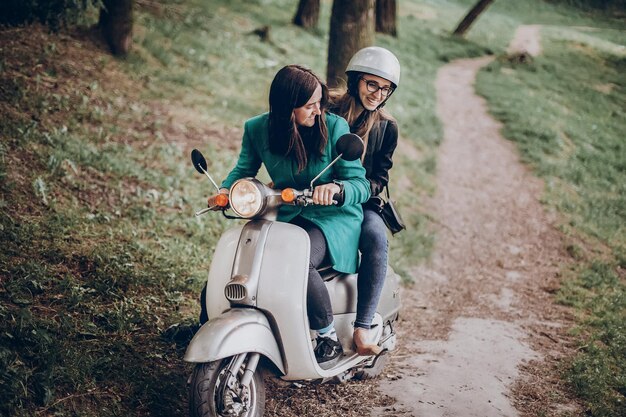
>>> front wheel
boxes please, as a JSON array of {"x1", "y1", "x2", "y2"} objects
[{"x1": 189, "y1": 354, "x2": 265, "y2": 417}]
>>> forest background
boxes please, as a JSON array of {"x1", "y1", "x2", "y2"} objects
[{"x1": 0, "y1": 0, "x2": 624, "y2": 416}]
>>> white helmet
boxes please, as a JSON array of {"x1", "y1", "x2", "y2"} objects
[{"x1": 346, "y1": 46, "x2": 400, "y2": 87}]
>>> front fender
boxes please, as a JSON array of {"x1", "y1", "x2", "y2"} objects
[{"x1": 183, "y1": 309, "x2": 285, "y2": 374}]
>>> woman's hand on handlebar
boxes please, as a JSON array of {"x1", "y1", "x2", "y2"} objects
[
  {"x1": 312, "y1": 183, "x2": 341, "y2": 206},
  {"x1": 207, "y1": 188, "x2": 229, "y2": 210}
]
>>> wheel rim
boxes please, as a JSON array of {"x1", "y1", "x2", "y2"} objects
[{"x1": 214, "y1": 359, "x2": 258, "y2": 417}]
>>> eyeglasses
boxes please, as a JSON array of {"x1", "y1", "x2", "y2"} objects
[{"x1": 361, "y1": 78, "x2": 394, "y2": 97}]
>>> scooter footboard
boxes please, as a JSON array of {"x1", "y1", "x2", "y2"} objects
[{"x1": 183, "y1": 309, "x2": 285, "y2": 374}]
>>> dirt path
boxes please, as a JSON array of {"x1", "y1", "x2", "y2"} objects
[
  {"x1": 373, "y1": 27, "x2": 580, "y2": 416},
  {"x1": 508, "y1": 25, "x2": 543, "y2": 56}
]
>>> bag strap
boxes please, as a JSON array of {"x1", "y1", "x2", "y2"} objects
[
  {"x1": 374, "y1": 120, "x2": 389, "y2": 153},
  {"x1": 374, "y1": 120, "x2": 391, "y2": 202}
]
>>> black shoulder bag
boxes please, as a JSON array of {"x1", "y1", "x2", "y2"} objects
[{"x1": 379, "y1": 185, "x2": 406, "y2": 235}]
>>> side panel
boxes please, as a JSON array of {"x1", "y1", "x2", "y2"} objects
[
  {"x1": 325, "y1": 273, "x2": 358, "y2": 314},
  {"x1": 206, "y1": 226, "x2": 243, "y2": 319},
  {"x1": 377, "y1": 264, "x2": 402, "y2": 322},
  {"x1": 183, "y1": 309, "x2": 284, "y2": 374},
  {"x1": 324, "y1": 265, "x2": 400, "y2": 319}
]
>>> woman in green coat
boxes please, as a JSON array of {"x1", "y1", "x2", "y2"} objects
[{"x1": 210, "y1": 65, "x2": 371, "y2": 365}]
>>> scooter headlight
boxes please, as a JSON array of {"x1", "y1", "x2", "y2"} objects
[{"x1": 229, "y1": 179, "x2": 265, "y2": 218}]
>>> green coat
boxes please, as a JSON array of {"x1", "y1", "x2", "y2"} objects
[{"x1": 222, "y1": 112, "x2": 371, "y2": 273}]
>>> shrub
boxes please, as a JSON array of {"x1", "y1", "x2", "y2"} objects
[{"x1": 0, "y1": 0, "x2": 102, "y2": 30}]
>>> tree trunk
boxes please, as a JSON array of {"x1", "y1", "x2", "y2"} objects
[
  {"x1": 452, "y1": 0, "x2": 495, "y2": 37},
  {"x1": 99, "y1": 0, "x2": 133, "y2": 56},
  {"x1": 293, "y1": 0, "x2": 320, "y2": 29},
  {"x1": 375, "y1": 0, "x2": 397, "y2": 37},
  {"x1": 327, "y1": 0, "x2": 375, "y2": 88}
]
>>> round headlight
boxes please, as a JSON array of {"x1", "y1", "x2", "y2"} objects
[{"x1": 230, "y1": 179, "x2": 264, "y2": 218}]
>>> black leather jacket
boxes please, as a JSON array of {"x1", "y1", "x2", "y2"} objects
[{"x1": 359, "y1": 119, "x2": 399, "y2": 197}]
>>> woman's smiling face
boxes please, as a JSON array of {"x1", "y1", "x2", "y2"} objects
[
  {"x1": 358, "y1": 74, "x2": 393, "y2": 111},
  {"x1": 293, "y1": 83, "x2": 322, "y2": 127}
]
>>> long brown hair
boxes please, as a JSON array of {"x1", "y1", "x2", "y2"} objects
[
  {"x1": 268, "y1": 65, "x2": 328, "y2": 172},
  {"x1": 329, "y1": 72, "x2": 394, "y2": 158}
]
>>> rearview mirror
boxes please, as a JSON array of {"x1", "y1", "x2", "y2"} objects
[
  {"x1": 336, "y1": 133, "x2": 364, "y2": 161},
  {"x1": 191, "y1": 149, "x2": 208, "y2": 174}
]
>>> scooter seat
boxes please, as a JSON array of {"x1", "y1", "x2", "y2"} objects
[{"x1": 317, "y1": 263, "x2": 341, "y2": 281}]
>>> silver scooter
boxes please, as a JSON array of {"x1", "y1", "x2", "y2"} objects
[{"x1": 185, "y1": 133, "x2": 401, "y2": 417}]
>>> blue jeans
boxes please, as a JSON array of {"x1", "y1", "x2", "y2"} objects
[{"x1": 355, "y1": 207, "x2": 388, "y2": 329}]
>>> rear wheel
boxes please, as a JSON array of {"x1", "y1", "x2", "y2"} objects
[{"x1": 189, "y1": 355, "x2": 265, "y2": 417}]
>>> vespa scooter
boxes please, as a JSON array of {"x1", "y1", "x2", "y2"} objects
[{"x1": 185, "y1": 133, "x2": 401, "y2": 417}]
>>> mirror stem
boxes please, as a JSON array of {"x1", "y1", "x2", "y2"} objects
[
  {"x1": 195, "y1": 207, "x2": 212, "y2": 217},
  {"x1": 198, "y1": 165, "x2": 220, "y2": 192},
  {"x1": 309, "y1": 153, "x2": 343, "y2": 190}
]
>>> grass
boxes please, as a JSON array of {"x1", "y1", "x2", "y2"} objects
[
  {"x1": 0, "y1": 0, "x2": 624, "y2": 415},
  {"x1": 0, "y1": 19, "x2": 217, "y2": 415},
  {"x1": 475, "y1": 15, "x2": 625, "y2": 417}
]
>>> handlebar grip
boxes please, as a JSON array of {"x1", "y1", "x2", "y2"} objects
[{"x1": 332, "y1": 192, "x2": 344, "y2": 206}]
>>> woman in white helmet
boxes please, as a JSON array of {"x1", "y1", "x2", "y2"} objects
[{"x1": 329, "y1": 46, "x2": 401, "y2": 356}]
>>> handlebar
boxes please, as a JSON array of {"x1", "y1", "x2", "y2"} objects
[
  {"x1": 287, "y1": 188, "x2": 343, "y2": 207},
  {"x1": 197, "y1": 182, "x2": 344, "y2": 219}
]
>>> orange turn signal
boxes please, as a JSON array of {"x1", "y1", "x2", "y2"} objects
[
  {"x1": 215, "y1": 194, "x2": 229, "y2": 207},
  {"x1": 281, "y1": 188, "x2": 296, "y2": 203}
]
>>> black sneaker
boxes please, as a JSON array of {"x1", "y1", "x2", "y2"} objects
[{"x1": 314, "y1": 336, "x2": 343, "y2": 365}]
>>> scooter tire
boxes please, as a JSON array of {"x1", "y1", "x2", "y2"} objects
[{"x1": 189, "y1": 358, "x2": 265, "y2": 417}]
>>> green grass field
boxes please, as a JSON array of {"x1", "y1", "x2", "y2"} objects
[{"x1": 0, "y1": 0, "x2": 624, "y2": 415}]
